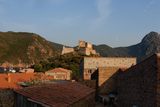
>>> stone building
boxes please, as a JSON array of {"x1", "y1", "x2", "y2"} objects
[
  {"x1": 80, "y1": 57, "x2": 136, "y2": 80},
  {"x1": 45, "y1": 68, "x2": 71, "y2": 80},
  {"x1": 78, "y1": 40, "x2": 98, "y2": 56},
  {"x1": 19, "y1": 68, "x2": 34, "y2": 73},
  {"x1": 14, "y1": 81, "x2": 95, "y2": 107},
  {"x1": 91, "y1": 67, "x2": 127, "y2": 95},
  {"x1": 117, "y1": 53, "x2": 160, "y2": 107},
  {"x1": 61, "y1": 46, "x2": 74, "y2": 55},
  {"x1": 61, "y1": 40, "x2": 98, "y2": 56}
]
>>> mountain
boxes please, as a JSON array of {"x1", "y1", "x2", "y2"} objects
[
  {"x1": 0, "y1": 31, "x2": 159, "y2": 66},
  {"x1": 0, "y1": 32, "x2": 58, "y2": 66},
  {"x1": 49, "y1": 41, "x2": 63, "y2": 53},
  {"x1": 95, "y1": 31, "x2": 160, "y2": 62}
]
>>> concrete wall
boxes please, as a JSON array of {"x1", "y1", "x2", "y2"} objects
[{"x1": 117, "y1": 54, "x2": 159, "y2": 107}]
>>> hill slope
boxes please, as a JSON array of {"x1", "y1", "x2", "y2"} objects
[
  {"x1": 0, "y1": 32, "x2": 56, "y2": 66},
  {"x1": 0, "y1": 31, "x2": 159, "y2": 66},
  {"x1": 95, "y1": 31, "x2": 160, "y2": 61}
]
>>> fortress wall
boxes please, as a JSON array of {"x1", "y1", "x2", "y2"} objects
[
  {"x1": 61, "y1": 47, "x2": 74, "y2": 55},
  {"x1": 79, "y1": 40, "x2": 86, "y2": 48}
]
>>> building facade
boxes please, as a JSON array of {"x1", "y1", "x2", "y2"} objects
[
  {"x1": 80, "y1": 57, "x2": 136, "y2": 80},
  {"x1": 61, "y1": 46, "x2": 74, "y2": 55},
  {"x1": 45, "y1": 68, "x2": 71, "y2": 80},
  {"x1": 78, "y1": 40, "x2": 98, "y2": 56},
  {"x1": 117, "y1": 53, "x2": 160, "y2": 107},
  {"x1": 61, "y1": 40, "x2": 98, "y2": 56}
]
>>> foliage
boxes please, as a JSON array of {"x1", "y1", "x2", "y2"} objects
[
  {"x1": 0, "y1": 31, "x2": 56, "y2": 65},
  {"x1": 34, "y1": 53, "x2": 84, "y2": 79}
]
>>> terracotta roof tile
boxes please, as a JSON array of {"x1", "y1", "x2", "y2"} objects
[
  {"x1": 15, "y1": 82, "x2": 95, "y2": 107},
  {"x1": 46, "y1": 68, "x2": 71, "y2": 73},
  {"x1": 0, "y1": 73, "x2": 53, "y2": 89}
]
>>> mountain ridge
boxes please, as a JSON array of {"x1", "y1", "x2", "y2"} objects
[
  {"x1": 0, "y1": 32, "x2": 58, "y2": 66},
  {"x1": 0, "y1": 31, "x2": 159, "y2": 66},
  {"x1": 94, "y1": 31, "x2": 160, "y2": 62}
]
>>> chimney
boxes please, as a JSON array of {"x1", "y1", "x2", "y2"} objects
[{"x1": 7, "y1": 73, "x2": 11, "y2": 83}]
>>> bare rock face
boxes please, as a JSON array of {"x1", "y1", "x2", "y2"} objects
[
  {"x1": 141, "y1": 31, "x2": 160, "y2": 55},
  {"x1": 95, "y1": 31, "x2": 160, "y2": 62}
]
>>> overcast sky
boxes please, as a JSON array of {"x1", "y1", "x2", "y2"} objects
[{"x1": 0, "y1": 0, "x2": 160, "y2": 47}]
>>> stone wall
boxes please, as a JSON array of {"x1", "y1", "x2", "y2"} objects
[
  {"x1": 117, "y1": 54, "x2": 159, "y2": 107},
  {"x1": 84, "y1": 57, "x2": 136, "y2": 69},
  {"x1": 61, "y1": 46, "x2": 74, "y2": 55},
  {"x1": 0, "y1": 89, "x2": 14, "y2": 107},
  {"x1": 79, "y1": 40, "x2": 86, "y2": 48},
  {"x1": 82, "y1": 57, "x2": 136, "y2": 80},
  {"x1": 98, "y1": 67, "x2": 121, "y2": 94},
  {"x1": 78, "y1": 40, "x2": 97, "y2": 56},
  {"x1": 86, "y1": 42, "x2": 92, "y2": 49},
  {"x1": 157, "y1": 54, "x2": 160, "y2": 107},
  {"x1": 45, "y1": 72, "x2": 71, "y2": 80}
]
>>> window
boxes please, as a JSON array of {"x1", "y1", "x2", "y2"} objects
[{"x1": 88, "y1": 70, "x2": 92, "y2": 73}]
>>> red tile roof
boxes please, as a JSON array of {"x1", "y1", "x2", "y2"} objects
[
  {"x1": 46, "y1": 68, "x2": 71, "y2": 73},
  {"x1": 0, "y1": 73, "x2": 53, "y2": 89},
  {"x1": 15, "y1": 81, "x2": 95, "y2": 107}
]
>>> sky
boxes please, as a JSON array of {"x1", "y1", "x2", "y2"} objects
[{"x1": 0, "y1": 0, "x2": 160, "y2": 47}]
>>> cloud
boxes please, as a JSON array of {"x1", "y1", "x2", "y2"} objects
[{"x1": 89, "y1": 0, "x2": 112, "y2": 31}]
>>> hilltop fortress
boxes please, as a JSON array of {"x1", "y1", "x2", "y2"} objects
[{"x1": 62, "y1": 40, "x2": 99, "y2": 56}]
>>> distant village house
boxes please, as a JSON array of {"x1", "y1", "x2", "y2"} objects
[
  {"x1": 19, "y1": 68, "x2": 34, "y2": 73},
  {"x1": 45, "y1": 68, "x2": 71, "y2": 80}
]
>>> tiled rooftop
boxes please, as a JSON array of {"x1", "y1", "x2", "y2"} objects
[
  {"x1": 46, "y1": 68, "x2": 71, "y2": 73},
  {"x1": 15, "y1": 81, "x2": 95, "y2": 107},
  {"x1": 0, "y1": 73, "x2": 53, "y2": 89}
]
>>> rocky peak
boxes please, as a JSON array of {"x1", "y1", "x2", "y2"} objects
[
  {"x1": 140, "y1": 31, "x2": 160, "y2": 56},
  {"x1": 141, "y1": 31, "x2": 160, "y2": 45}
]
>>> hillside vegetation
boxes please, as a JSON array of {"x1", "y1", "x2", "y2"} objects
[
  {"x1": 0, "y1": 31, "x2": 160, "y2": 77},
  {"x1": 33, "y1": 52, "x2": 85, "y2": 79},
  {"x1": 0, "y1": 32, "x2": 55, "y2": 66}
]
